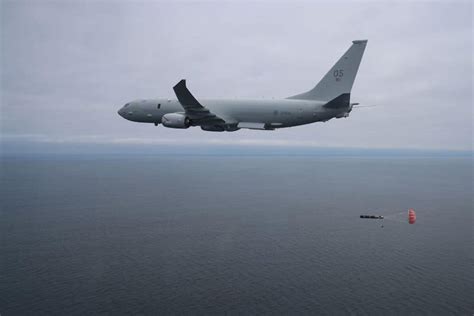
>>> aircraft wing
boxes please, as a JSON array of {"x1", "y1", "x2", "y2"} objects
[{"x1": 173, "y1": 80, "x2": 226, "y2": 125}]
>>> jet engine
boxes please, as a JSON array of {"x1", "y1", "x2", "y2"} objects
[{"x1": 161, "y1": 113, "x2": 190, "y2": 129}]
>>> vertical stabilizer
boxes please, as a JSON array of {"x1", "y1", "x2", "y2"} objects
[{"x1": 288, "y1": 40, "x2": 367, "y2": 101}]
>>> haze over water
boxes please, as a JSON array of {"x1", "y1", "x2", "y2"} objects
[{"x1": 1, "y1": 154, "x2": 472, "y2": 315}]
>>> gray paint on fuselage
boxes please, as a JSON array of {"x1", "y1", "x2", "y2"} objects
[{"x1": 119, "y1": 98, "x2": 343, "y2": 128}]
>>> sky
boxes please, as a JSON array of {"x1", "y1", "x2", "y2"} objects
[{"x1": 1, "y1": 0, "x2": 473, "y2": 153}]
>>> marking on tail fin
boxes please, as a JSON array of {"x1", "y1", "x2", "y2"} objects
[{"x1": 333, "y1": 69, "x2": 344, "y2": 81}]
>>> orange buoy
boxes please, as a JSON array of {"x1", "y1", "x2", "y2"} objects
[{"x1": 408, "y1": 208, "x2": 416, "y2": 224}]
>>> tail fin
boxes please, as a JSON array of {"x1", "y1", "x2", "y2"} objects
[{"x1": 288, "y1": 40, "x2": 367, "y2": 102}]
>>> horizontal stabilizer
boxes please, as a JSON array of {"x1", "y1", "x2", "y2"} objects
[{"x1": 323, "y1": 93, "x2": 350, "y2": 109}]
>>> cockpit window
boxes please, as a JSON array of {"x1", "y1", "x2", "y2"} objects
[
  {"x1": 124, "y1": 103, "x2": 130, "y2": 108},
  {"x1": 157, "y1": 103, "x2": 161, "y2": 109}
]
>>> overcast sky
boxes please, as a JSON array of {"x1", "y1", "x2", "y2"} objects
[{"x1": 1, "y1": 0, "x2": 472, "y2": 152}]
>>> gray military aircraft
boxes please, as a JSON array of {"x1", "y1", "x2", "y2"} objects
[{"x1": 118, "y1": 40, "x2": 367, "y2": 131}]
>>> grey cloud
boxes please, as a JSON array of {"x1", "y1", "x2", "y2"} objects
[{"x1": 1, "y1": 1, "x2": 472, "y2": 151}]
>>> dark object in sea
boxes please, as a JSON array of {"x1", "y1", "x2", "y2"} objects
[{"x1": 360, "y1": 215, "x2": 384, "y2": 219}]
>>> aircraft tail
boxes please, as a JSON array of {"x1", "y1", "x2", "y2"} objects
[{"x1": 288, "y1": 40, "x2": 367, "y2": 102}]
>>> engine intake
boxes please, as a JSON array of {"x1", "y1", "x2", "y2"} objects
[{"x1": 161, "y1": 113, "x2": 190, "y2": 129}]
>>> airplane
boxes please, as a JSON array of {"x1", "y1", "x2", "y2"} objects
[{"x1": 117, "y1": 40, "x2": 368, "y2": 132}]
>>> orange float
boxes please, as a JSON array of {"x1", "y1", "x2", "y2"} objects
[{"x1": 408, "y1": 208, "x2": 416, "y2": 224}]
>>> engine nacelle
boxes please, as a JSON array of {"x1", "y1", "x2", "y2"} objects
[{"x1": 161, "y1": 113, "x2": 190, "y2": 129}]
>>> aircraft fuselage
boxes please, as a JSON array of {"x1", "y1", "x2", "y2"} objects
[
  {"x1": 118, "y1": 98, "x2": 346, "y2": 130},
  {"x1": 118, "y1": 40, "x2": 368, "y2": 131}
]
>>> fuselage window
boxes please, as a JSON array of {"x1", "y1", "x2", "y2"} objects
[{"x1": 157, "y1": 103, "x2": 161, "y2": 109}]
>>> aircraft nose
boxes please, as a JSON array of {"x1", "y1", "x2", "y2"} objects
[{"x1": 117, "y1": 106, "x2": 126, "y2": 118}]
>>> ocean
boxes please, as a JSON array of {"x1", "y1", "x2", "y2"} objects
[{"x1": 1, "y1": 155, "x2": 472, "y2": 315}]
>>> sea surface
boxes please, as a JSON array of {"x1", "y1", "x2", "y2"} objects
[{"x1": 1, "y1": 155, "x2": 472, "y2": 315}]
